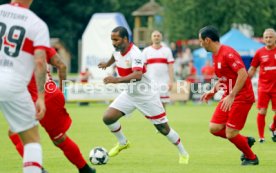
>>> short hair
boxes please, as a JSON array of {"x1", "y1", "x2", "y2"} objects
[
  {"x1": 199, "y1": 26, "x2": 220, "y2": 42},
  {"x1": 112, "y1": 26, "x2": 129, "y2": 40}
]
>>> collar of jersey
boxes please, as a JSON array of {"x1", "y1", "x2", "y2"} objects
[{"x1": 121, "y1": 43, "x2": 133, "y2": 56}]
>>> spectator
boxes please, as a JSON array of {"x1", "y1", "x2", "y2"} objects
[
  {"x1": 201, "y1": 60, "x2": 215, "y2": 83},
  {"x1": 79, "y1": 68, "x2": 92, "y2": 83}
]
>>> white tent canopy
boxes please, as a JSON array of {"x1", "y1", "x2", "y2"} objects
[{"x1": 81, "y1": 13, "x2": 132, "y2": 79}]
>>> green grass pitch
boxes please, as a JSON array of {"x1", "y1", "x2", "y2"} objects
[{"x1": 0, "y1": 102, "x2": 275, "y2": 173}]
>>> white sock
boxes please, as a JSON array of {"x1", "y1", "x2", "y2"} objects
[
  {"x1": 166, "y1": 128, "x2": 189, "y2": 156},
  {"x1": 107, "y1": 122, "x2": 127, "y2": 145},
  {"x1": 23, "y1": 143, "x2": 42, "y2": 173}
]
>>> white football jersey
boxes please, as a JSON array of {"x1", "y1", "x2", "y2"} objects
[
  {"x1": 0, "y1": 3, "x2": 50, "y2": 100},
  {"x1": 113, "y1": 43, "x2": 156, "y2": 97},
  {"x1": 142, "y1": 46, "x2": 174, "y2": 84}
]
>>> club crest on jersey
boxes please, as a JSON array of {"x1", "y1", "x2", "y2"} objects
[
  {"x1": 274, "y1": 54, "x2": 276, "y2": 59},
  {"x1": 218, "y1": 62, "x2": 221, "y2": 69},
  {"x1": 125, "y1": 60, "x2": 131, "y2": 67}
]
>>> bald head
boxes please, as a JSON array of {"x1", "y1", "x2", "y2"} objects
[
  {"x1": 151, "y1": 30, "x2": 162, "y2": 45},
  {"x1": 263, "y1": 28, "x2": 276, "y2": 49},
  {"x1": 11, "y1": 0, "x2": 33, "y2": 7}
]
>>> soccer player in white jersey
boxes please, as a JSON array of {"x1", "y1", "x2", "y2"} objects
[
  {"x1": 98, "y1": 26, "x2": 189, "y2": 164},
  {"x1": 142, "y1": 30, "x2": 174, "y2": 108},
  {"x1": 0, "y1": 1, "x2": 49, "y2": 172}
]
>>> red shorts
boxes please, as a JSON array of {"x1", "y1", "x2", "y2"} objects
[
  {"x1": 39, "y1": 89, "x2": 72, "y2": 141},
  {"x1": 257, "y1": 91, "x2": 276, "y2": 110},
  {"x1": 210, "y1": 101, "x2": 253, "y2": 130}
]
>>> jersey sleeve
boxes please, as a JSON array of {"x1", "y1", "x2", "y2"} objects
[
  {"x1": 46, "y1": 47, "x2": 57, "y2": 63},
  {"x1": 131, "y1": 50, "x2": 144, "y2": 71},
  {"x1": 33, "y1": 20, "x2": 50, "y2": 50},
  {"x1": 225, "y1": 52, "x2": 245, "y2": 72},
  {"x1": 251, "y1": 51, "x2": 260, "y2": 68}
]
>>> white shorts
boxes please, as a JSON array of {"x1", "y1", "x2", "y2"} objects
[
  {"x1": 155, "y1": 82, "x2": 170, "y2": 103},
  {"x1": 0, "y1": 90, "x2": 38, "y2": 133},
  {"x1": 159, "y1": 92, "x2": 170, "y2": 103},
  {"x1": 110, "y1": 91, "x2": 168, "y2": 124}
]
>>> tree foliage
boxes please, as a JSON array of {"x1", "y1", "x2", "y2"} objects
[
  {"x1": 1, "y1": 0, "x2": 276, "y2": 71},
  {"x1": 161, "y1": 0, "x2": 276, "y2": 41}
]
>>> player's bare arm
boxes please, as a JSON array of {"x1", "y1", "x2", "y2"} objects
[
  {"x1": 34, "y1": 49, "x2": 47, "y2": 120},
  {"x1": 168, "y1": 63, "x2": 174, "y2": 90},
  {"x1": 220, "y1": 68, "x2": 248, "y2": 112},
  {"x1": 49, "y1": 54, "x2": 67, "y2": 90},
  {"x1": 98, "y1": 56, "x2": 115, "y2": 70},
  {"x1": 103, "y1": 70, "x2": 143, "y2": 84},
  {"x1": 248, "y1": 66, "x2": 257, "y2": 78}
]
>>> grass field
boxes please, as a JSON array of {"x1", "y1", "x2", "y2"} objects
[{"x1": 0, "y1": 102, "x2": 275, "y2": 173}]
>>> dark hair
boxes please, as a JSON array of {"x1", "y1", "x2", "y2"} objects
[
  {"x1": 199, "y1": 26, "x2": 220, "y2": 42},
  {"x1": 112, "y1": 26, "x2": 129, "y2": 40}
]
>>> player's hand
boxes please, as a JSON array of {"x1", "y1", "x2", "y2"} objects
[
  {"x1": 220, "y1": 94, "x2": 235, "y2": 112},
  {"x1": 168, "y1": 81, "x2": 173, "y2": 91},
  {"x1": 200, "y1": 91, "x2": 215, "y2": 103},
  {"x1": 98, "y1": 62, "x2": 108, "y2": 70},
  {"x1": 103, "y1": 76, "x2": 118, "y2": 84},
  {"x1": 35, "y1": 96, "x2": 46, "y2": 120}
]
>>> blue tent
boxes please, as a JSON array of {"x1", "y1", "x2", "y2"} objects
[{"x1": 193, "y1": 28, "x2": 264, "y2": 74}]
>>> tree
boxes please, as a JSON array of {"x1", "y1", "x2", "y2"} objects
[{"x1": 161, "y1": 0, "x2": 276, "y2": 41}]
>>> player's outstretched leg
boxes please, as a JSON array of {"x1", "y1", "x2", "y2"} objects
[
  {"x1": 103, "y1": 108, "x2": 129, "y2": 157},
  {"x1": 155, "y1": 123, "x2": 189, "y2": 164},
  {"x1": 54, "y1": 135, "x2": 96, "y2": 173},
  {"x1": 105, "y1": 121, "x2": 130, "y2": 157}
]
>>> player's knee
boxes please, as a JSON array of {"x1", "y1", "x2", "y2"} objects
[
  {"x1": 225, "y1": 128, "x2": 239, "y2": 139},
  {"x1": 209, "y1": 128, "x2": 216, "y2": 135},
  {"x1": 225, "y1": 132, "x2": 237, "y2": 139},
  {"x1": 155, "y1": 124, "x2": 170, "y2": 135},
  {"x1": 259, "y1": 109, "x2": 267, "y2": 115},
  {"x1": 103, "y1": 114, "x2": 116, "y2": 125},
  {"x1": 209, "y1": 123, "x2": 224, "y2": 135},
  {"x1": 53, "y1": 134, "x2": 67, "y2": 146}
]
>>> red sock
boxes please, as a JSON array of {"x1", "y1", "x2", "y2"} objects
[
  {"x1": 257, "y1": 113, "x2": 266, "y2": 139},
  {"x1": 9, "y1": 133, "x2": 24, "y2": 157},
  {"x1": 229, "y1": 134, "x2": 256, "y2": 160},
  {"x1": 212, "y1": 128, "x2": 226, "y2": 138},
  {"x1": 271, "y1": 115, "x2": 276, "y2": 131},
  {"x1": 56, "y1": 137, "x2": 86, "y2": 169}
]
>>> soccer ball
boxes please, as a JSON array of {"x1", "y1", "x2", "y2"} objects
[{"x1": 89, "y1": 147, "x2": 109, "y2": 165}]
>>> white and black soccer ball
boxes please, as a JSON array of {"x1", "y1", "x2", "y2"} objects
[{"x1": 89, "y1": 147, "x2": 109, "y2": 165}]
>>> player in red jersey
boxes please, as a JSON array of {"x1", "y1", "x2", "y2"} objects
[
  {"x1": 248, "y1": 28, "x2": 276, "y2": 143},
  {"x1": 199, "y1": 26, "x2": 259, "y2": 165},
  {"x1": 8, "y1": 47, "x2": 96, "y2": 173}
]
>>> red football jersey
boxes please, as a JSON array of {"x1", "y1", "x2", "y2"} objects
[
  {"x1": 251, "y1": 47, "x2": 276, "y2": 92},
  {"x1": 213, "y1": 45, "x2": 254, "y2": 103}
]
